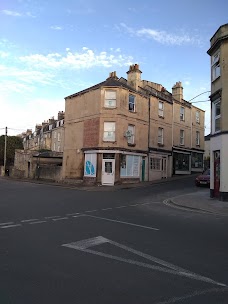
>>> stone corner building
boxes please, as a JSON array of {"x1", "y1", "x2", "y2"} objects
[{"x1": 62, "y1": 65, "x2": 205, "y2": 186}]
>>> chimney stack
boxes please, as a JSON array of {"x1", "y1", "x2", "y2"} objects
[
  {"x1": 58, "y1": 111, "x2": 65, "y2": 120},
  {"x1": 127, "y1": 64, "x2": 142, "y2": 90},
  {"x1": 172, "y1": 81, "x2": 183, "y2": 102}
]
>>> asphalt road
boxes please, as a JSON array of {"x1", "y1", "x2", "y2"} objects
[{"x1": 0, "y1": 176, "x2": 228, "y2": 304}]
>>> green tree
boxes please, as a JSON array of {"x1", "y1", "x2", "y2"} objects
[{"x1": 0, "y1": 135, "x2": 23, "y2": 166}]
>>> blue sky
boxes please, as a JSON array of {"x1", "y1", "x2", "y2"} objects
[{"x1": 0, "y1": 0, "x2": 227, "y2": 136}]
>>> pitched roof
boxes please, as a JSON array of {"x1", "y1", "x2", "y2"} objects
[{"x1": 65, "y1": 77, "x2": 139, "y2": 99}]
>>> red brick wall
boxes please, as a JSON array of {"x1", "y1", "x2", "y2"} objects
[{"x1": 83, "y1": 118, "x2": 100, "y2": 147}]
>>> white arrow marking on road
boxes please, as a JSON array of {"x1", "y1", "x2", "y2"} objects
[{"x1": 62, "y1": 236, "x2": 226, "y2": 287}]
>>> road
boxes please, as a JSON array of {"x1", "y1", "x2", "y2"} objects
[{"x1": 0, "y1": 176, "x2": 228, "y2": 304}]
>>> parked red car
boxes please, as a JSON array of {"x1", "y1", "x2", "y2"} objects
[{"x1": 195, "y1": 169, "x2": 210, "y2": 187}]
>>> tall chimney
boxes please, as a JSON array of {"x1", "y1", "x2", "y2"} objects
[
  {"x1": 58, "y1": 111, "x2": 65, "y2": 120},
  {"x1": 127, "y1": 64, "x2": 142, "y2": 90},
  {"x1": 172, "y1": 81, "x2": 183, "y2": 102}
]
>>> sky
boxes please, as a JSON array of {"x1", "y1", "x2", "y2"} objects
[{"x1": 0, "y1": 0, "x2": 227, "y2": 137}]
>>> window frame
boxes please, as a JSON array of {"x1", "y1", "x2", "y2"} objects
[
  {"x1": 180, "y1": 129, "x2": 185, "y2": 145},
  {"x1": 212, "y1": 99, "x2": 221, "y2": 133},
  {"x1": 196, "y1": 111, "x2": 200, "y2": 124},
  {"x1": 158, "y1": 127, "x2": 164, "y2": 144},
  {"x1": 129, "y1": 94, "x2": 136, "y2": 112},
  {"x1": 180, "y1": 106, "x2": 185, "y2": 121},
  {"x1": 211, "y1": 51, "x2": 220, "y2": 82},
  {"x1": 150, "y1": 157, "x2": 161, "y2": 171},
  {"x1": 104, "y1": 90, "x2": 117, "y2": 108},
  {"x1": 103, "y1": 122, "x2": 116, "y2": 142},
  {"x1": 127, "y1": 125, "x2": 135, "y2": 145},
  {"x1": 158, "y1": 101, "x2": 164, "y2": 117},
  {"x1": 196, "y1": 131, "x2": 200, "y2": 146}
]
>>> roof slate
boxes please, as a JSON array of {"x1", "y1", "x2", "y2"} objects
[{"x1": 65, "y1": 77, "x2": 139, "y2": 99}]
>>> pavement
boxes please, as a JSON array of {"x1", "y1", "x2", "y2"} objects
[
  {"x1": 1, "y1": 174, "x2": 228, "y2": 215},
  {"x1": 168, "y1": 188, "x2": 228, "y2": 216}
]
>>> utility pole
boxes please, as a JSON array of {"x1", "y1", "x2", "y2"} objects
[{"x1": 3, "y1": 126, "x2": 7, "y2": 176}]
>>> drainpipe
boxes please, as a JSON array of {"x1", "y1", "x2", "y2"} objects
[{"x1": 147, "y1": 95, "x2": 151, "y2": 181}]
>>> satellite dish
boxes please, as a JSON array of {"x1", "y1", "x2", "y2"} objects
[{"x1": 124, "y1": 130, "x2": 132, "y2": 138}]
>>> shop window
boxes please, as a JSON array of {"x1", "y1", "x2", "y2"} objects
[
  {"x1": 191, "y1": 152, "x2": 203, "y2": 169},
  {"x1": 174, "y1": 153, "x2": 190, "y2": 171},
  {"x1": 120, "y1": 155, "x2": 139, "y2": 177},
  {"x1": 150, "y1": 158, "x2": 161, "y2": 171}
]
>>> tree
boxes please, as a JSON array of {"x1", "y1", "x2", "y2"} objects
[{"x1": 0, "y1": 135, "x2": 23, "y2": 166}]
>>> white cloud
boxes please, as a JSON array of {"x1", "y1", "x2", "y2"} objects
[
  {"x1": 0, "y1": 51, "x2": 9, "y2": 58},
  {"x1": 2, "y1": 10, "x2": 22, "y2": 16},
  {"x1": 184, "y1": 81, "x2": 190, "y2": 86},
  {"x1": 0, "y1": 95, "x2": 64, "y2": 135},
  {"x1": 19, "y1": 48, "x2": 134, "y2": 69},
  {"x1": 1, "y1": 9, "x2": 35, "y2": 17},
  {"x1": 50, "y1": 25, "x2": 63, "y2": 30},
  {"x1": 0, "y1": 64, "x2": 55, "y2": 89},
  {"x1": 119, "y1": 23, "x2": 201, "y2": 46}
]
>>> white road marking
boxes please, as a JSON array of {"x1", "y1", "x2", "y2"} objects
[
  {"x1": 21, "y1": 219, "x2": 40, "y2": 223},
  {"x1": 155, "y1": 287, "x2": 228, "y2": 304},
  {"x1": 85, "y1": 214, "x2": 159, "y2": 231},
  {"x1": 85, "y1": 210, "x2": 97, "y2": 213},
  {"x1": 72, "y1": 215, "x2": 84, "y2": 218},
  {"x1": 64, "y1": 236, "x2": 107, "y2": 250},
  {"x1": 115, "y1": 206, "x2": 127, "y2": 209},
  {"x1": 29, "y1": 220, "x2": 47, "y2": 225},
  {"x1": 52, "y1": 217, "x2": 68, "y2": 221},
  {"x1": 101, "y1": 208, "x2": 113, "y2": 211},
  {"x1": 1, "y1": 224, "x2": 22, "y2": 229},
  {"x1": 129, "y1": 203, "x2": 140, "y2": 206},
  {"x1": 62, "y1": 236, "x2": 226, "y2": 287},
  {"x1": 44, "y1": 215, "x2": 61, "y2": 219},
  {"x1": 0, "y1": 222, "x2": 14, "y2": 226},
  {"x1": 66, "y1": 213, "x2": 81, "y2": 216}
]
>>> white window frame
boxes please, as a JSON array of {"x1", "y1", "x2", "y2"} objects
[
  {"x1": 196, "y1": 111, "x2": 200, "y2": 124},
  {"x1": 150, "y1": 158, "x2": 161, "y2": 171},
  {"x1": 180, "y1": 129, "x2": 185, "y2": 145},
  {"x1": 53, "y1": 142, "x2": 56, "y2": 151},
  {"x1": 158, "y1": 127, "x2": 164, "y2": 144},
  {"x1": 212, "y1": 99, "x2": 221, "y2": 133},
  {"x1": 57, "y1": 132, "x2": 60, "y2": 142},
  {"x1": 103, "y1": 122, "x2": 116, "y2": 142},
  {"x1": 54, "y1": 131, "x2": 57, "y2": 139},
  {"x1": 158, "y1": 101, "x2": 164, "y2": 117},
  {"x1": 180, "y1": 107, "x2": 185, "y2": 121},
  {"x1": 127, "y1": 125, "x2": 135, "y2": 144},
  {"x1": 212, "y1": 51, "x2": 220, "y2": 81},
  {"x1": 104, "y1": 90, "x2": 117, "y2": 108},
  {"x1": 129, "y1": 94, "x2": 136, "y2": 112},
  {"x1": 196, "y1": 131, "x2": 200, "y2": 146}
]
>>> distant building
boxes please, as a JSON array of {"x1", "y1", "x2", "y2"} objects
[{"x1": 207, "y1": 23, "x2": 228, "y2": 201}]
